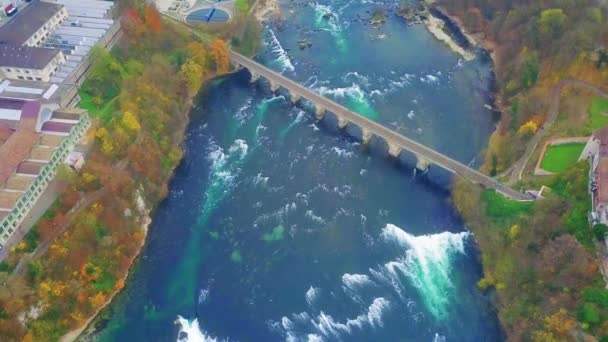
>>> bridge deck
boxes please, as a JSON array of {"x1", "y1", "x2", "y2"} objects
[{"x1": 230, "y1": 51, "x2": 532, "y2": 201}]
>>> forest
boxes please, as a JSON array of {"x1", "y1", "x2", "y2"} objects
[
  {"x1": 442, "y1": 0, "x2": 608, "y2": 340},
  {"x1": 0, "y1": 4, "x2": 229, "y2": 341}
]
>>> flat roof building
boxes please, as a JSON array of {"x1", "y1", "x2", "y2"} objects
[
  {"x1": 581, "y1": 127, "x2": 608, "y2": 224},
  {"x1": 0, "y1": 0, "x2": 66, "y2": 46},
  {"x1": 0, "y1": 0, "x2": 68, "y2": 82},
  {"x1": 0, "y1": 95, "x2": 90, "y2": 245}
]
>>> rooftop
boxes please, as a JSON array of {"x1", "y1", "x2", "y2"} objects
[
  {"x1": 0, "y1": 99, "x2": 42, "y2": 185},
  {"x1": 0, "y1": 0, "x2": 65, "y2": 45},
  {"x1": 0, "y1": 44, "x2": 61, "y2": 70},
  {"x1": 0, "y1": 79, "x2": 75, "y2": 106}
]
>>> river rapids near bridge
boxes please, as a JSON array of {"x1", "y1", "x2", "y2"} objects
[{"x1": 96, "y1": 0, "x2": 503, "y2": 341}]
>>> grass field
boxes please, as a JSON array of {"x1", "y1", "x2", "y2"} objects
[
  {"x1": 79, "y1": 92, "x2": 118, "y2": 126},
  {"x1": 540, "y1": 143, "x2": 585, "y2": 173},
  {"x1": 481, "y1": 190, "x2": 534, "y2": 223},
  {"x1": 590, "y1": 97, "x2": 608, "y2": 129}
]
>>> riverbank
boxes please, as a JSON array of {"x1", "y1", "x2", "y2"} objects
[
  {"x1": 424, "y1": 14, "x2": 475, "y2": 61},
  {"x1": 0, "y1": 5, "x2": 234, "y2": 339},
  {"x1": 441, "y1": 1, "x2": 608, "y2": 339},
  {"x1": 252, "y1": 0, "x2": 279, "y2": 22}
]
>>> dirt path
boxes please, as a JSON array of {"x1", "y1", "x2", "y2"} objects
[{"x1": 500, "y1": 79, "x2": 608, "y2": 184}]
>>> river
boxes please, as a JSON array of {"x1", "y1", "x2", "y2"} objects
[{"x1": 95, "y1": 0, "x2": 502, "y2": 341}]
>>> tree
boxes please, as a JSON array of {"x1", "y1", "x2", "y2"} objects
[
  {"x1": 520, "y1": 51, "x2": 539, "y2": 89},
  {"x1": 597, "y1": 49, "x2": 608, "y2": 69},
  {"x1": 517, "y1": 120, "x2": 539, "y2": 136},
  {"x1": 209, "y1": 39, "x2": 230, "y2": 74},
  {"x1": 539, "y1": 9, "x2": 567, "y2": 38},
  {"x1": 235, "y1": 0, "x2": 249, "y2": 14},
  {"x1": 187, "y1": 42, "x2": 209, "y2": 67},
  {"x1": 144, "y1": 5, "x2": 162, "y2": 34},
  {"x1": 121, "y1": 111, "x2": 141, "y2": 134},
  {"x1": 593, "y1": 224, "x2": 608, "y2": 241},
  {"x1": 122, "y1": 7, "x2": 145, "y2": 40},
  {"x1": 180, "y1": 60, "x2": 205, "y2": 96}
]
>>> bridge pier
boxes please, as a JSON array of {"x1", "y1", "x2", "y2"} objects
[
  {"x1": 387, "y1": 142, "x2": 401, "y2": 158},
  {"x1": 232, "y1": 61, "x2": 243, "y2": 71},
  {"x1": 361, "y1": 128, "x2": 373, "y2": 144},
  {"x1": 315, "y1": 105, "x2": 326, "y2": 120},
  {"x1": 270, "y1": 80, "x2": 280, "y2": 93},
  {"x1": 249, "y1": 69, "x2": 260, "y2": 83},
  {"x1": 415, "y1": 155, "x2": 431, "y2": 172},
  {"x1": 290, "y1": 93, "x2": 301, "y2": 104},
  {"x1": 337, "y1": 116, "x2": 349, "y2": 129}
]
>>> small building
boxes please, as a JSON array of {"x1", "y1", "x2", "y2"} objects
[{"x1": 580, "y1": 127, "x2": 608, "y2": 224}]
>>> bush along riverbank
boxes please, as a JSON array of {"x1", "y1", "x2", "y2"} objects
[
  {"x1": 0, "y1": 4, "x2": 231, "y2": 341},
  {"x1": 443, "y1": 0, "x2": 608, "y2": 340}
]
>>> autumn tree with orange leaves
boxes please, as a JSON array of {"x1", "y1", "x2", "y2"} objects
[
  {"x1": 210, "y1": 39, "x2": 230, "y2": 74},
  {"x1": 144, "y1": 5, "x2": 162, "y2": 33}
]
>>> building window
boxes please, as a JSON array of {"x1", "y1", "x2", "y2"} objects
[
  {"x1": 35, "y1": 77, "x2": 42, "y2": 81},
  {"x1": 17, "y1": 76, "x2": 24, "y2": 80},
  {"x1": 5, "y1": 68, "x2": 10, "y2": 72},
  {"x1": 25, "y1": 70, "x2": 30, "y2": 74},
  {"x1": 26, "y1": 77, "x2": 33, "y2": 81}
]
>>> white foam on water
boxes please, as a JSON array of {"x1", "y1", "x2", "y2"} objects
[
  {"x1": 306, "y1": 286, "x2": 321, "y2": 307},
  {"x1": 305, "y1": 210, "x2": 326, "y2": 225},
  {"x1": 228, "y1": 139, "x2": 249, "y2": 158},
  {"x1": 342, "y1": 273, "x2": 373, "y2": 291},
  {"x1": 233, "y1": 97, "x2": 253, "y2": 125},
  {"x1": 254, "y1": 202, "x2": 298, "y2": 227},
  {"x1": 198, "y1": 287, "x2": 210, "y2": 304},
  {"x1": 175, "y1": 316, "x2": 223, "y2": 342},
  {"x1": 317, "y1": 83, "x2": 365, "y2": 100},
  {"x1": 266, "y1": 28, "x2": 295, "y2": 72},
  {"x1": 420, "y1": 74, "x2": 439, "y2": 84},
  {"x1": 343, "y1": 71, "x2": 369, "y2": 86},
  {"x1": 307, "y1": 334, "x2": 324, "y2": 342},
  {"x1": 378, "y1": 224, "x2": 470, "y2": 320},
  {"x1": 252, "y1": 173, "x2": 269, "y2": 187},
  {"x1": 434, "y1": 333, "x2": 447, "y2": 342},
  {"x1": 311, "y1": 297, "x2": 390, "y2": 337},
  {"x1": 330, "y1": 146, "x2": 354, "y2": 159},
  {"x1": 407, "y1": 110, "x2": 415, "y2": 119}
]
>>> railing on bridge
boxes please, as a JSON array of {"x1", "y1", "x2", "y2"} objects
[{"x1": 228, "y1": 51, "x2": 533, "y2": 201}]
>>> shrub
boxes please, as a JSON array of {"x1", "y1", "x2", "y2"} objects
[
  {"x1": 593, "y1": 224, "x2": 608, "y2": 241},
  {"x1": 579, "y1": 303, "x2": 601, "y2": 324}
]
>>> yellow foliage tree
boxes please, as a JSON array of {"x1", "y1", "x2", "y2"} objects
[
  {"x1": 477, "y1": 274, "x2": 495, "y2": 290},
  {"x1": 121, "y1": 111, "x2": 141, "y2": 133},
  {"x1": 544, "y1": 309, "x2": 577, "y2": 336},
  {"x1": 187, "y1": 41, "x2": 209, "y2": 67},
  {"x1": 180, "y1": 60, "x2": 205, "y2": 96},
  {"x1": 518, "y1": 120, "x2": 539, "y2": 136},
  {"x1": 90, "y1": 292, "x2": 107, "y2": 308},
  {"x1": 508, "y1": 224, "x2": 520, "y2": 240}
]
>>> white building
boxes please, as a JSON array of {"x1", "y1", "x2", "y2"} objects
[
  {"x1": 0, "y1": 1, "x2": 68, "y2": 82},
  {"x1": 580, "y1": 127, "x2": 608, "y2": 224}
]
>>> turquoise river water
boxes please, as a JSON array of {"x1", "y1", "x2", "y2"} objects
[{"x1": 95, "y1": 0, "x2": 503, "y2": 341}]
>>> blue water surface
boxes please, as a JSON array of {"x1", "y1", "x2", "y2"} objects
[{"x1": 96, "y1": 0, "x2": 503, "y2": 341}]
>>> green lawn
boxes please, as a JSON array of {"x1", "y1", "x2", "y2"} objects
[
  {"x1": 590, "y1": 97, "x2": 608, "y2": 129},
  {"x1": 79, "y1": 91, "x2": 118, "y2": 126},
  {"x1": 481, "y1": 190, "x2": 534, "y2": 223},
  {"x1": 540, "y1": 143, "x2": 585, "y2": 173}
]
